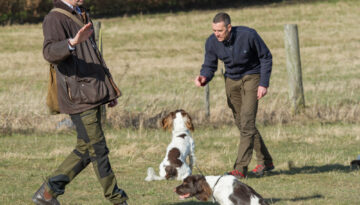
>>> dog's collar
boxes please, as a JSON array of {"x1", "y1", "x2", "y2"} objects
[{"x1": 211, "y1": 175, "x2": 224, "y2": 203}]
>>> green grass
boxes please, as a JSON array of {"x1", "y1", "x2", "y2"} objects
[{"x1": 0, "y1": 123, "x2": 359, "y2": 204}]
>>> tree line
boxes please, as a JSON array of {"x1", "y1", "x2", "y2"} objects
[{"x1": 0, "y1": 0, "x2": 283, "y2": 25}]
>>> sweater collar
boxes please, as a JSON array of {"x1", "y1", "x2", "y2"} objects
[{"x1": 223, "y1": 30, "x2": 235, "y2": 47}]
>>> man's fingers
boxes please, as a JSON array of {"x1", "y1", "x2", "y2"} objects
[
  {"x1": 194, "y1": 76, "x2": 201, "y2": 86},
  {"x1": 257, "y1": 87, "x2": 267, "y2": 100},
  {"x1": 83, "y1": 23, "x2": 92, "y2": 30},
  {"x1": 79, "y1": 23, "x2": 92, "y2": 33}
]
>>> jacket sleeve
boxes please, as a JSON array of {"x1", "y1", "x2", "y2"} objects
[
  {"x1": 251, "y1": 30, "x2": 272, "y2": 87},
  {"x1": 42, "y1": 14, "x2": 72, "y2": 64},
  {"x1": 200, "y1": 37, "x2": 218, "y2": 83}
]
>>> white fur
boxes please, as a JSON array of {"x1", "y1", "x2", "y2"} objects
[
  {"x1": 145, "y1": 112, "x2": 195, "y2": 181},
  {"x1": 205, "y1": 175, "x2": 263, "y2": 205}
]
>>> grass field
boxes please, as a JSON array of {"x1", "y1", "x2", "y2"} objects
[
  {"x1": 0, "y1": 0, "x2": 359, "y2": 204},
  {"x1": 1, "y1": 123, "x2": 359, "y2": 204}
]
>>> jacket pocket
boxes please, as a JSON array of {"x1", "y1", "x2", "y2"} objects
[{"x1": 66, "y1": 76, "x2": 109, "y2": 104}]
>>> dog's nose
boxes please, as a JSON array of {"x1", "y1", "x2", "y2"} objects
[{"x1": 173, "y1": 188, "x2": 176, "y2": 192}]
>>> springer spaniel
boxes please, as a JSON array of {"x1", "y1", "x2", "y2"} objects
[
  {"x1": 145, "y1": 109, "x2": 196, "y2": 181},
  {"x1": 175, "y1": 175, "x2": 269, "y2": 205}
]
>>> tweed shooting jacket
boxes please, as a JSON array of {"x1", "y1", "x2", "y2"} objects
[{"x1": 43, "y1": 1, "x2": 119, "y2": 114}]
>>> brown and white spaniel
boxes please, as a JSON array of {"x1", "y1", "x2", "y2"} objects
[
  {"x1": 175, "y1": 175, "x2": 269, "y2": 205},
  {"x1": 145, "y1": 109, "x2": 196, "y2": 181}
]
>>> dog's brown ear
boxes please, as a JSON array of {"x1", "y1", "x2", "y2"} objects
[
  {"x1": 182, "y1": 111, "x2": 194, "y2": 132},
  {"x1": 161, "y1": 112, "x2": 174, "y2": 131},
  {"x1": 195, "y1": 177, "x2": 212, "y2": 201}
]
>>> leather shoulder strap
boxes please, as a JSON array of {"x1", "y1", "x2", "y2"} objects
[{"x1": 51, "y1": 8, "x2": 84, "y2": 27}]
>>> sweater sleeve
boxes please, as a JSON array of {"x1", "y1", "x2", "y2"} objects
[
  {"x1": 200, "y1": 37, "x2": 218, "y2": 83},
  {"x1": 251, "y1": 30, "x2": 272, "y2": 87},
  {"x1": 42, "y1": 14, "x2": 72, "y2": 64}
]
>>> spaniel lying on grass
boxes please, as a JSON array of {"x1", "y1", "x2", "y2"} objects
[
  {"x1": 145, "y1": 109, "x2": 196, "y2": 181},
  {"x1": 175, "y1": 175, "x2": 269, "y2": 205}
]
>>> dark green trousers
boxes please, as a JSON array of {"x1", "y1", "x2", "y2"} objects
[
  {"x1": 225, "y1": 74, "x2": 273, "y2": 173},
  {"x1": 46, "y1": 106, "x2": 128, "y2": 204}
]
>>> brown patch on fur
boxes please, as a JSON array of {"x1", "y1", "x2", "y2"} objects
[
  {"x1": 177, "y1": 134, "x2": 186, "y2": 138},
  {"x1": 161, "y1": 111, "x2": 175, "y2": 131},
  {"x1": 168, "y1": 148, "x2": 182, "y2": 167},
  {"x1": 165, "y1": 165, "x2": 178, "y2": 179},
  {"x1": 180, "y1": 110, "x2": 194, "y2": 131},
  {"x1": 165, "y1": 148, "x2": 183, "y2": 180},
  {"x1": 229, "y1": 180, "x2": 269, "y2": 205},
  {"x1": 195, "y1": 177, "x2": 212, "y2": 201}
]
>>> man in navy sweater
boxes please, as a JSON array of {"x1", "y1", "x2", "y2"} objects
[{"x1": 195, "y1": 12, "x2": 274, "y2": 178}]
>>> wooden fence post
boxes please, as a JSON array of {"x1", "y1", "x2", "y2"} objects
[
  {"x1": 284, "y1": 24, "x2": 305, "y2": 114},
  {"x1": 94, "y1": 21, "x2": 102, "y2": 53},
  {"x1": 94, "y1": 21, "x2": 106, "y2": 122},
  {"x1": 205, "y1": 84, "x2": 210, "y2": 119},
  {"x1": 203, "y1": 61, "x2": 226, "y2": 119}
]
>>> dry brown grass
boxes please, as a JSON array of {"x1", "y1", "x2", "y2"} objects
[{"x1": 0, "y1": 0, "x2": 359, "y2": 134}]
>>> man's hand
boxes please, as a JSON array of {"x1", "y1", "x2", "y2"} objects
[
  {"x1": 69, "y1": 23, "x2": 93, "y2": 46},
  {"x1": 108, "y1": 99, "x2": 118, "y2": 108},
  {"x1": 194, "y1": 75, "x2": 207, "y2": 87},
  {"x1": 257, "y1": 86, "x2": 268, "y2": 100}
]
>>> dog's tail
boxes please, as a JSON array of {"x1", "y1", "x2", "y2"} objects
[{"x1": 145, "y1": 167, "x2": 164, "y2": 181}]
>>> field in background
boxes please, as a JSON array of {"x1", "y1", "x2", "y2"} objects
[
  {"x1": 0, "y1": 0, "x2": 359, "y2": 132},
  {"x1": 0, "y1": 0, "x2": 359, "y2": 204}
]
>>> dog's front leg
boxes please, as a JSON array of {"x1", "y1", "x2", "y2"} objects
[{"x1": 189, "y1": 139, "x2": 196, "y2": 170}]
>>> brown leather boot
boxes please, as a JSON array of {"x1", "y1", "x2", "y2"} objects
[{"x1": 32, "y1": 183, "x2": 60, "y2": 205}]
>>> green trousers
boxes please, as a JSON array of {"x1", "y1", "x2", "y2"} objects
[
  {"x1": 225, "y1": 74, "x2": 273, "y2": 173},
  {"x1": 46, "y1": 106, "x2": 128, "y2": 204}
]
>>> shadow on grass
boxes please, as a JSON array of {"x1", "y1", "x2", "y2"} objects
[
  {"x1": 269, "y1": 194, "x2": 324, "y2": 204},
  {"x1": 164, "y1": 201, "x2": 214, "y2": 205},
  {"x1": 284, "y1": 164, "x2": 352, "y2": 174},
  {"x1": 257, "y1": 163, "x2": 356, "y2": 178},
  {"x1": 163, "y1": 194, "x2": 324, "y2": 204}
]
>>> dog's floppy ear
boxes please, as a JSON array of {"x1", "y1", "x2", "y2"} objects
[
  {"x1": 194, "y1": 175, "x2": 212, "y2": 201},
  {"x1": 181, "y1": 111, "x2": 194, "y2": 132},
  {"x1": 161, "y1": 112, "x2": 174, "y2": 131}
]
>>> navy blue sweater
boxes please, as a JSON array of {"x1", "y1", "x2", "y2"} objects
[{"x1": 200, "y1": 26, "x2": 272, "y2": 87}]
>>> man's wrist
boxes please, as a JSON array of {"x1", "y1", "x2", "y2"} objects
[
  {"x1": 68, "y1": 38, "x2": 76, "y2": 50},
  {"x1": 68, "y1": 38, "x2": 76, "y2": 47}
]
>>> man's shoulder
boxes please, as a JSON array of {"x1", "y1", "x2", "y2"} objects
[
  {"x1": 43, "y1": 10, "x2": 58, "y2": 23},
  {"x1": 205, "y1": 33, "x2": 219, "y2": 46},
  {"x1": 233, "y1": 26, "x2": 256, "y2": 35},
  {"x1": 43, "y1": 0, "x2": 79, "y2": 22},
  {"x1": 43, "y1": 10, "x2": 66, "y2": 26},
  {"x1": 206, "y1": 33, "x2": 216, "y2": 41}
]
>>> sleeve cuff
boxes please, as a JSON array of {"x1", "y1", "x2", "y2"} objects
[{"x1": 68, "y1": 39, "x2": 75, "y2": 50}]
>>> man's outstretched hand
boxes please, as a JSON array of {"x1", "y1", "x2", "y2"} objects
[
  {"x1": 69, "y1": 23, "x2": 93, "y2": 46},
  {"x1": 194, "y1": 75, "x2": 207, "y2": 87}
]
